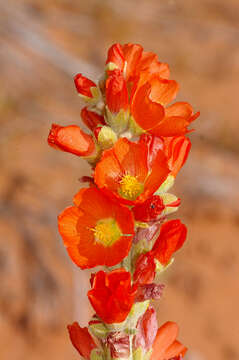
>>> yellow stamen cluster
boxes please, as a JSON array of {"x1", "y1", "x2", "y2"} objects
[
  {"x1": 92, "y1": 218, "x2": 122, "y2": 247},
  {"x1": 119, "y1": 174, "x2": 144, "y2": 201}
]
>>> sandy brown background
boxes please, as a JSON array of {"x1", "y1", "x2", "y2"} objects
[{"x1": 0, "y1": 1, "x2": 239, "y2": 359}]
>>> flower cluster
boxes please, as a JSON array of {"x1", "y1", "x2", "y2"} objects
[{"x1": 48, "y1": 43, "x2": 199, "y2": 360}]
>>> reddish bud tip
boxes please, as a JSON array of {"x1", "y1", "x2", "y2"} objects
[
  {"x1": 106, "y1": 43, "x2": 125, "y2": 71},
  {"x1": 74, "y1": 74, "x2": 96, "y2": 97},
  {"x1": 81, "y1": 107, "x2": 105, "y2": 131},
  {"x1": 106, "y1": 69, "x2": 129, "y2": 113}
]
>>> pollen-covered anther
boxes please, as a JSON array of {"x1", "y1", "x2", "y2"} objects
[
  {"x1": 119, "y1": 175, "x2": 144, "y2": 201},
  {"x1": 92, "y1": 219, "x2": 122, "y2": 247}
]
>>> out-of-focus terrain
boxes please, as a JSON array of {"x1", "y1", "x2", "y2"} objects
[{"x1": 0, "y1": 1, "x2": 239, "y2": 359}]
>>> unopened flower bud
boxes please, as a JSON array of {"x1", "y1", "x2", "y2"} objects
[
  {"x1": 95, "y1": 126, "x2": 117, "y2": 150},
  {"x1": 48, "y1": 124, "x2": 96, "y2": 157}
]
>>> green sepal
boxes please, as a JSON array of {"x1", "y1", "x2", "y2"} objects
[
  {"x1": 144, "y1": 349, "x2": 152, "y2": 360},
  {"x1": 155, "y1": 175, "x2": 175, "y2": 194},
  {"x1": 126, "y1": 301, "x2": 150, "y2": 330},
  {"x1": 98, "y1": 126, "x2": 118, "y2": 150},
  {"x1": 131, "y1": 238, "x2": 152, "y2": 270},
  {"x1": 79, "y1": 86, "x2": 101, "y2": 105},
  {"x1": 160, "y1": 193, "x2": 179, "y2": 215},
  {"x1": 89, "y1": 322, "x2": 109, "y2": 339},
  {"x1": 133, "y1": 347, "x2": 143, "y2": 360},
  {"x1": 105, "y1": 107, "x2": 129, "y2": 134},
  {"x1": 155, "y1": 258, "x2": 174, "y2": 274},
  {"x1": 128, "y1": 116, "x2": 145, "y2": 136},
  {"x1": 91, "y1": 349, "x2": 105, "y2": 360}
]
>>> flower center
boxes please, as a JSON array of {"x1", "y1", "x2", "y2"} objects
[
  {"x1": 119, "y1": 174, "x2": 144, "y2": 201},
  {"x1": 92, "y1": 218, "x2": 122, "y2": 247}
]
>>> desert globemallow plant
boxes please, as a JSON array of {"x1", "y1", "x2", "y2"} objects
[{"x1": 48, "y1": 43, "x2": 199, "y2": 360}]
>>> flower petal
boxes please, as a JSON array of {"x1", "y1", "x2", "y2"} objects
[
  {"x1": 164, "y1": 340, "x2": 188, "y2": 359},
  {"x1": 74, "y1": 73, "x2": 96, "y2": 97},
  {"x1": 88, "y1": 269, "x2": 135, "y2": 323},
  {"x1": 151, "y1": 322, "x2": 179, "y2": 360},
  {"x1": 48, "y1": 124, "x2": 95, "y2": 157},
  {"x1": 122, "y1": 43, "x2": 143, "y2": 80},
  {"x1": 106, "y1": 69, "x2": 129, "y2": 113},
  {"x1": 106, "y1": 43, "x2": 125, "y2": 71},
  {"x1": 150, "y1": 77, "x2": 179, "y2": 106},
  {"x1": 81, "y1": 107, "x2": 105, "y2": 131},
  {"x1": 152, "y1": 219, "x2": 187, "y2": 265},
  {"x1": 131, "y1": 82, "x2": 165, "y2": 131},
  {"x1": 67, "y1": 322, "x2": 97, "y2": 360}
]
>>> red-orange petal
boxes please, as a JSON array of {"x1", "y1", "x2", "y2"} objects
[
  {"x1": 74, "y1": 73, "x2": 96, "y2": 97},
  {"x1": 142, "y1": 150, "x2": 170, "y2": 199},
  {"x1": 165, "y1": 102, "x2": 193, "y2": 119},
  {"x1": 133, "y1": 195, "x2": 165, "y2": 222},
  {"x1": 149, "y1": 116, "x2": 190, "y2": 137},
  {"x1": 152, "y1": 219, "x2": 187, "y2": 265},
  {"x1": 131, "y1": 82, "x2": 165, "y2": 131},
  {"x1": 48, "y1": 124, "x2": 95, "y2": 157},
  {"x1": 138, "y1": 51, "x2": 170, "y2": 80},
  {"x1": 67, "y1": 322, "x2": 97, "y2": 359},
  {"x1": 106, "y1": 69, "x2": 129, "y2": 113},
  {"x1": 164, "y1": 340, "x2": 188, "y2": 359},
  {"x1": 88, "y1": 269, "x2": 136, "y2": 323},
  {"x1": 106, "y1": 43, "x2": 125, "y2": 71},
  {"x1": 163, "y1": 136, "x2": 191, "y2": 176},
  {"x1": 151, "y1": 322, "x2": 179, "y2": 360},
  {"x1": 81, "y1": 107, "x2": 105, "y2": 131},
  {"x1": 150, "y1": 102, "x2": 199, "y2": 137},
  {"x1": 150, "y1": 77, "x2": 179, "y2": 106},
  {"x1": 122, "y1": 43, "x2": 143, "y2": 81}
]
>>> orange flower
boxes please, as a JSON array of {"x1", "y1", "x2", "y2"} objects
[
  {"x1": 74, "y1": 73, "x2": 97, "y2": 98},
  {"x1": 106, "y1": 43, "x2": 169, "y2": 82},
  {"x1": 58, "y1": 187, "x2": 134, "y2": 269},
  {"x1": 152, "y1": 220, "x2": 187, "y2": 265},
  {"x1": 88, "y1": 269, "x2": 136, "y2": 324},
  {"x1": 94, "y1": 138, "x2": 170, "y2": 205},
  {"x1": 140, "y1": 134, "x2": 191, "y2": 177},
  {"x1": 131, "y1": 79, "x2": 199, "y2": 136},
  {"x1": 81, "y1": 107, "x2": 105, "y2": 131},
  {"x1": 105, "y1": 43, "x2": 199, "y2": 137},
  {"x1": 67, "y1": 322, "x2": 97, "y2": 359},
  {"x1": 48, "y1": 124, "x2": 96, "y2": 157},
  {"x1": 151, "y1": 322, "x2": 187, "y2": 360}
]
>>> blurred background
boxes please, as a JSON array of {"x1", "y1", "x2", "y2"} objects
[{"x1": 0, "y1": 0, "x2": 239, "y2": 359}]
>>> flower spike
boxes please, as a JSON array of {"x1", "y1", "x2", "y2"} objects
[{"x1": 48, "y1": 42, "x2": 199, "y2": 360}]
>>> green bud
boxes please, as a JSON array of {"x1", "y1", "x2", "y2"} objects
[{"x1": 98, "y1": 126, "x2": 117, "y2": 150}]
